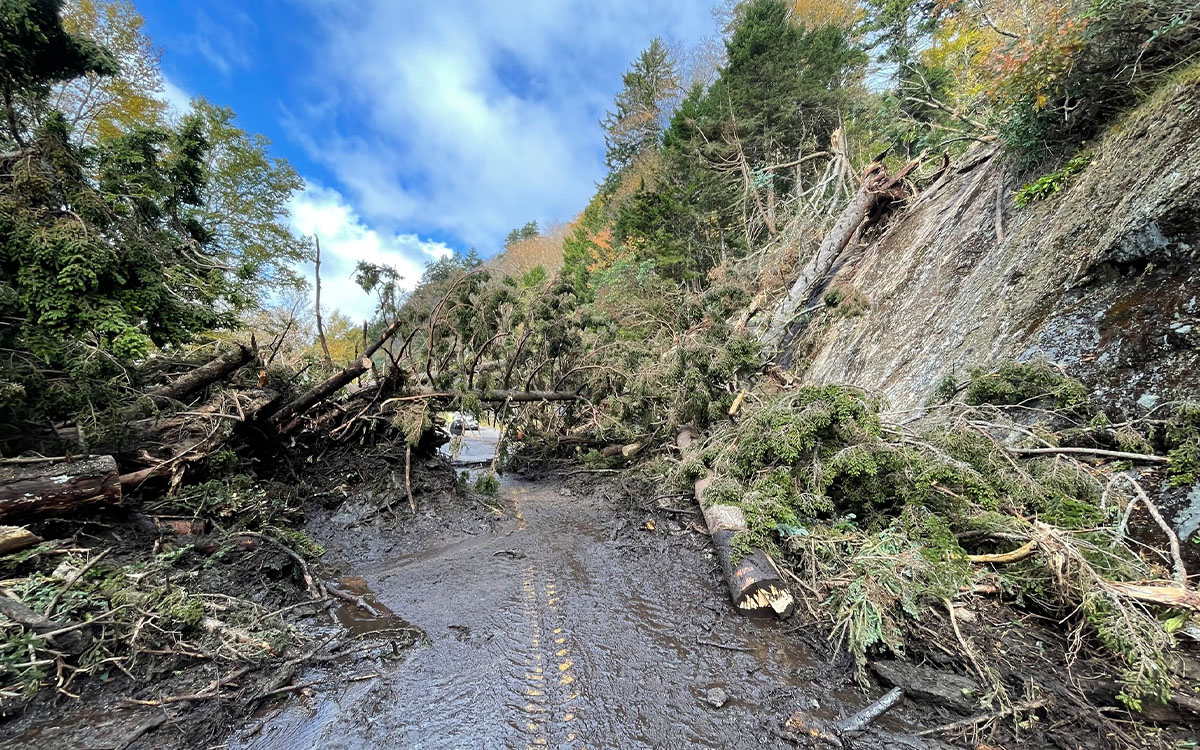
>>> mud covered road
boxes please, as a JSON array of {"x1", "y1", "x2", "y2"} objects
[{"x1": 231, "y1": 467, "x2": 891, "y2": 750}]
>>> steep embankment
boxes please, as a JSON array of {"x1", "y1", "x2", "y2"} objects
[{"x1": 783, "y1": 76, "x2": 1200, "y2": 414}]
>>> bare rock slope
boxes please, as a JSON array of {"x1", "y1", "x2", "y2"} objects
[{"x1": 786, "y1": 77, "x2": 1200, "y2": 413}]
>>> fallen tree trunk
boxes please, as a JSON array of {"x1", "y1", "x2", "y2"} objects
[
  {"x1": 271, "y1": 357, "x2": 376, "y2": 434},
  {"x1": 148, "y1": 343, "x2": 254, "y2": 403},
  {"x1": 0, "y1": 455, "x2": 121, "y2": 520},
  {"x1": 677, "y1": 426, "x2": 794, "y2": 617},
  {"x1": 270, "y1": 317, "x2": 409, "y2": 435},
  {"x1": 762, "y1": 160, "x2": 918, "y2": 349}
]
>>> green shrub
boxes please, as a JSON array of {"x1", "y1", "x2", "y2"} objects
[
  {"x1": 1013, "y1": 151, "x2": 1091, "y2": 206},
  {"x1": 474, "y1": 472, "x2": 500, "y2": 496},
  {"x1": 965, "y1": 361, "x2": 1089, "y2": 410},
  {"x1": 1165, "y1": 403, "x2": 1200, "y2": 485}
]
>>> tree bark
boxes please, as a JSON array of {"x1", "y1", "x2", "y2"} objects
[
  {"x1": 148, "y1": 344, "x2": 254, "y2": 403},
  {"x1": 0, "y1": 455, "x2": 121, "y2": 520},
  {"x1": 676, "y1": 426, "x2": 794, "y2": 617},
  {"x1": 762, "y1": 160, "x2": 917, "y2": 349}
]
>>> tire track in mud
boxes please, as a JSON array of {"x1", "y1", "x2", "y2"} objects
[{"x1": 511, "y1": 486, "x2": 585, "y2": 750}]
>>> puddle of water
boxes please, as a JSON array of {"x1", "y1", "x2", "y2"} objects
[{"x1": 327, "y1": 575, "x2": 417, "y2": 640}]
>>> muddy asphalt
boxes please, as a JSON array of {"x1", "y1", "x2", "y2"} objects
[{"x1": 230, "y1": 431, "x2": 910, "y2": 750}]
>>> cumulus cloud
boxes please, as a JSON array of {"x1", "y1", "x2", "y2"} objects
[
  {"x1": 289, "y1": 183, "x2": 453, "y2": 322},
  {"x1": 289, "y1": 0, "x2": 714, "y2": 254}
]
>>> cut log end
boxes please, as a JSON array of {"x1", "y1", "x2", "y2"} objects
[{"x1": 736, "y1": 583, "x2": 796, "y2": 617}]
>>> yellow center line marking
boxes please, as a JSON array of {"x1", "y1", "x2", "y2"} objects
[{"x1": 558, "y1": 660, "x2": 573, "y2": 671}]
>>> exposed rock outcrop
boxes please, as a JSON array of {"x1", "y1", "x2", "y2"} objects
[{"x1": 776, "y1": 78, "x2": 1200, "y2": 415}]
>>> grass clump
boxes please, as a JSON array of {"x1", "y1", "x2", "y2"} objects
[{"x1": 1013, "y1": 151, "x2": 1092, "y2": 207}]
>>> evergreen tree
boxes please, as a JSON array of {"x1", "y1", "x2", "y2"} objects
[
  {"x1": 712, "y1": 0, "x2": 863, "y2": 172},
  {"x1": 0, "y1": 0, "x2": 300, "y2": 441},
  {"x1": 600, "y1": 38, "x2": 681, "y2": 172},
  {"x1": 0, "y1": 0, "x2": 116, "y2": 146}
]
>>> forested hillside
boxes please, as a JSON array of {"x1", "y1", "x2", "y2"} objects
[{"x1": 2, "y1": 1, "x2": 1199, "y2": 747}]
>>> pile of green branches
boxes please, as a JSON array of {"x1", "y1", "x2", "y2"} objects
[{"x1": 674, "y1": 381, "x2": 1195, "y2": 708}]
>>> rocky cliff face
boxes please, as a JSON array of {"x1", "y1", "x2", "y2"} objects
[{"x1": 785, "y1": 76, "x2": 1200, "y2": 417}]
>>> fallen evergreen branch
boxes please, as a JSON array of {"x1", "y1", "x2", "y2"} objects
[{"x1": 1008, "y1": 446, "x2": 1168, "y2": 463}]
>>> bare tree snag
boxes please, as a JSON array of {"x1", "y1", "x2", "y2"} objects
[
  {"x1": 0, "y1": 455, "x2": 121, "y2": 521},
  {"x1": 676, "y1": 426, "x2": 794, "y2": 617},
  {"x1": 0, "y1": 525, "x2": 41, "y2": 554},
  {"x1": 763, "y1": 159, "x2": 918, "y2": 349},
  {"x1": 313, "y1": 234, "x2": 334, "y2": 371},
  {"x1": 148, "y1": 343, "x2": 254, "y2": 404}
]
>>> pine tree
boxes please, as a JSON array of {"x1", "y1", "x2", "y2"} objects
[{"x1": 600, "y1": 38, "x2": 681, "y2": 172}]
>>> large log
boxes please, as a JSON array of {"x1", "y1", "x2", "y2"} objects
[
  {"x1": 762, "y1": 160, "x2": 917, "y2": 349},
  {"x1": 0, "y1": 455, "x2": 121, "y2": 520},
  {"x1": 677, "y1": 427, "x2": 794, "y2": 617},
  {"x1": 271, "y1": 357, "x2": 375, "y2": 434},
  {"x1": 148, "y1": 343, "x2": 254, "y2": 403}
]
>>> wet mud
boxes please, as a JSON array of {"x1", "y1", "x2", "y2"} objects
[{"x1": 230, "y1": 475, "x2": 898, "y2": 750}]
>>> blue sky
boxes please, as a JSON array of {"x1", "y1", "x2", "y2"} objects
[{"x1": 134, "y1": 0, "x2": 718, "y2": 319}]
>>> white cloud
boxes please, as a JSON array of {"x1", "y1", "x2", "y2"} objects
[
  {"x1": 160, "y1": 75, "x2": 193, "y2": 116},
  {"x1": 288, "y1": 1, "x2": 715, "y2": 254},
  {"x1": 288, "y1": 183, "x2": 453, "y2": 322},
  {"x1": 185, "y1": 8, "x2": 256, "y2": 77}
]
